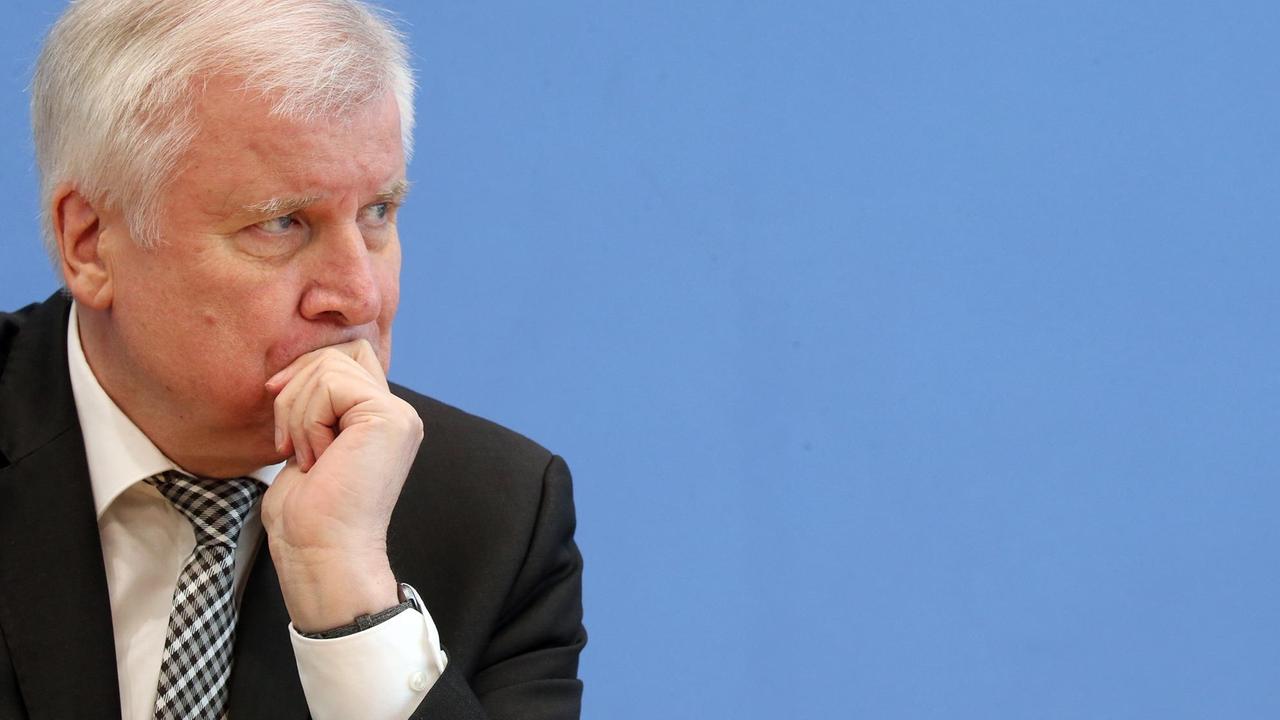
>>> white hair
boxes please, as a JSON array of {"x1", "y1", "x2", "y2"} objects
[{"x1": 32, "y1": 0, "x2": 415, "y2": 261}]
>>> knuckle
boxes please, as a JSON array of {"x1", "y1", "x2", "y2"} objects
[
  {"x1": 317, "y1": 348, "x2": 345, "y2": 366},
  {"x1": 305, "y1": 423, "x2": 332, "y2": 445},
  {"x1": 395, "y1": 400, "x2": 425, "y2": 437}
]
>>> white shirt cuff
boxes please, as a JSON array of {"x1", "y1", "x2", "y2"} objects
[{"x1": 288, "y1": 606, "x2": 448, "y2": 720}]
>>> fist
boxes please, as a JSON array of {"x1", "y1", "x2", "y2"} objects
[{"x1": 259, "y1": 339, "x2": 423, "y2": 632}]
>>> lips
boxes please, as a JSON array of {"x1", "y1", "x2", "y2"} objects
[{"x1": 268, "y1": 332, "x2": 382, "y2": 377}]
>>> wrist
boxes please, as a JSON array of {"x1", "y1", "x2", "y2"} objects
[
  {"x1": 299, "y1": 599, "x2": 416, "y2": 639},
  {"x1": 271, "y1": 545, "x2": 399, "y2": 634}
]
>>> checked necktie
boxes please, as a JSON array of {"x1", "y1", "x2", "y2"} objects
[{"x1": 145, "y1": 471, "x2": 264, "y2": 720}]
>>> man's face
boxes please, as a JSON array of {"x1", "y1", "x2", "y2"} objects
[{"x1": 96, "y1": 77, "x2": 406, "y2": 470}]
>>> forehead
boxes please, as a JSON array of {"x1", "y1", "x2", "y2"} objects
[{"x1": 179, "y1": 76, "x2": 405, "y2": 213}]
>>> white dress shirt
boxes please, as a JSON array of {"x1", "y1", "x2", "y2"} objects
[{"x1": 66, "y1": 306, "x2": 447, "y2": 720}]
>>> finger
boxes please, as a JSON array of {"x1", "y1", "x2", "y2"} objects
[
  {"x1": 300, "y1": 381, "x2": 339, "y2": 466},
  {"x1": 286, "y1": 363, "x2": 337, "y2": 471},
  {"x1": 273, "y1": 356, "x2": 326, "y2": 458},
  {"x1": 345, "y1": 338, "x2": 389, "y2": 389},
  {"x1": 276, "y1": 423, "x2": 294, "y2": 458},
  {"x1": 265, "y1": 338, "x2": 387, "y2": 394},
  {"x1": 286, "y1": 355, "x2": 382, "y2": 469},
  {"x1": 265, "y1": 344, "x2": 337, "y2": 395},
  {"x1": 288, "y1": 367, "x2": 339, "y2": 471},
  {"x1": 266, "y1": 350, "x2": 314, "y2": 395}
]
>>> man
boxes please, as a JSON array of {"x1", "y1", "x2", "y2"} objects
[{"x1": 0, "y1": 1, "x2": 585, "y2": 718}]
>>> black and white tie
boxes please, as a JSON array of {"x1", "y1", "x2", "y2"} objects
[{"x1": 146, "y1": 471, "x2": 264, "y2": 720}]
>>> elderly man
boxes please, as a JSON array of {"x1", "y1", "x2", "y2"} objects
[{"x1": 0, "y1": 1, "x2": 585, "y2": 719}]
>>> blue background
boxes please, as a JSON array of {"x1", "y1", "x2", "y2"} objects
[{"x1": 3, "y1": 2, "x2": 1279, "y2": 717}]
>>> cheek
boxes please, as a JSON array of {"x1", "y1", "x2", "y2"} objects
[
  {"x1": 376, "y1": 249, "x2": 401, "y2": 323},
  {"x1": 381, "y1": 277, "x2": 400, "y2": 321},
  {"x1": 113, "y1": 266, "x2": 214, "y2": 368},
  {"x1": 194, "y1": 314, "x2": 274, "y2": 388},
  {"x1": 374, "y1": 253, "x2": 400, "y2": 370},
  {"x1": 196, "y1": 289, "x2": 300, "y2": 379}
]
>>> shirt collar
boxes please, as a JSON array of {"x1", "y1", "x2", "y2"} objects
[{"x1": 66, "y1": 303, "x2": 282, "y2": 519}]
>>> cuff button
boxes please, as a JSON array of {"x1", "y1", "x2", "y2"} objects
[{"x1": 408, "y1": 670, "x2": 430, "y2": 692}]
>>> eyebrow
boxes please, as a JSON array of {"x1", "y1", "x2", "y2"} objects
[
  {"x1": 242, "y1": 194, "x2": 321, "y2": 218},
  {"x1": 240, "y1": 179, "x2": 410, "y2": 218},
  {"x1": 375, "y1": 179, "x2": 411, "y2": 205}
]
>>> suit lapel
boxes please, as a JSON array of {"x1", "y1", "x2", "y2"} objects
[
  {"x1": 0, "y1": 293, "x2": 121, "y2": 718},
  {"x1": 226, "y1": 540, "x2": 310, "y2": 719}
]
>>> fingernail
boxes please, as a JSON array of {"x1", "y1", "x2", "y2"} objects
[{"x1": 266, "y1": 368, "x2": 287, "y2": 388}]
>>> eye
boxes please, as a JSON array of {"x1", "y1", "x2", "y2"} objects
[
  {"x1": 256, "y1": 215, "x2": 297, "y2": 234},
  {"x1": 238, "y1": 213, "x2": 305, "y2": 259},
  {"x1": 360, "y1": 202, "x2": 392, "y2": 226}
]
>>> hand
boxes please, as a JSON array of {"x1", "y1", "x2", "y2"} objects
[{"x1": 260, "y1": 339, "x2": 424, "y2": 633}]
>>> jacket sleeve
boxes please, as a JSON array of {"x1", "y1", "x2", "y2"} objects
[{"x1": 410, "y1": 455, "x2": 587, "y2": 720}]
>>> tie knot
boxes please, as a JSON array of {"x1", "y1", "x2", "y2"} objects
[{"x1": 146, "y1": 471, "x2": 264, "y2": 547}]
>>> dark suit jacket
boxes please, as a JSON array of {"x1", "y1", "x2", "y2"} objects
[{"x1": 0, "y1": 293, "x2": 586, "y2": 719}]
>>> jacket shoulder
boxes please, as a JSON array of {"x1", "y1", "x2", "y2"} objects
[
  {"x1": 391, "y1": 384, "x2": 554, "y2": 475},
  {"x1": 0, "y1": 300, "x2": 46, "y2": 378},
  {"x1": 388, "y1": 384, "x2": 558, "y2": 530}
]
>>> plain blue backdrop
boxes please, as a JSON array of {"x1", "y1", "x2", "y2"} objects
[{"x1": 3, "y1": 2, "x2": 1280, "y2": 717}]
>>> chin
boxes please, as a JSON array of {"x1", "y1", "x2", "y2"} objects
[{"x1": 207, "y1": 420, "x2": 283, "y2": 472}]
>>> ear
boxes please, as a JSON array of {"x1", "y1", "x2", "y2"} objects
[{"x1": 52, "y1": 184, "x2": 115, "y2": 310}]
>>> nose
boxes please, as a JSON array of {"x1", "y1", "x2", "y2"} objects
[{"x1": 299, "y1": 223, "x2": 382, "y2": 326}]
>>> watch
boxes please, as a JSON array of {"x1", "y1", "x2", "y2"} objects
[
  {"x1": 398, "y1": 582, "x2": 424, "y2": 613},
  {"x1": 299, "y1": 582, "x2": 424, "y2": 639}
]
